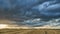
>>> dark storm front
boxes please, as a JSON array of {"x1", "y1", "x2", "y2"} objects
[{"x1": 0, "y1": 0, "x2": 60, "y2": 27}]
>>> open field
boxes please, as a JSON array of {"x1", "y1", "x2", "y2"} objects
[{"x1": 0, "y1": 29, "x2": 60, "y2": 34}]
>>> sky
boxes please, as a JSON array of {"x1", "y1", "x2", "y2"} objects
[{"x1": 0, "y1": 0, "x2": 60, "y2": 27}]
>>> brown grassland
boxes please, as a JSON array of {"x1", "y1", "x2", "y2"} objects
[{"x1": 0, "y1": 29, "x2": 60, "y2": 34}]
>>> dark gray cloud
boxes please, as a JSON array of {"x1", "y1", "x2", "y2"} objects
[{"x1": 0, "y1": 0, "x2": 46, "y2": 20}]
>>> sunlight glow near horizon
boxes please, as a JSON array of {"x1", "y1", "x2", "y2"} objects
[{"x1": 0, "y1": 24, "x2": 8, "y2": 29}]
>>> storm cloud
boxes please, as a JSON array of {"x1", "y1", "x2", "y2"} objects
[{"x1": 0, "y1": 0, "x2": 60, "y2": 25}]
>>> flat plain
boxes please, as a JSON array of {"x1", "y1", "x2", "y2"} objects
[{"x1": 0, "y1": 29, "x2": 60, "y2": 34}]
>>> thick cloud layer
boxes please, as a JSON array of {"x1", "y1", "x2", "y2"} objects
[
  {"x1": 0, "y1": 0, "x2": 60, "y2": 26},
  {"x1": 0, "y1": 0, "x2": 47, "y2": 20}
]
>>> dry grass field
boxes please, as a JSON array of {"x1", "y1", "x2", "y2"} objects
[{"x1": 0, "y1": 29, "x2": 60, "y2": 34}]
